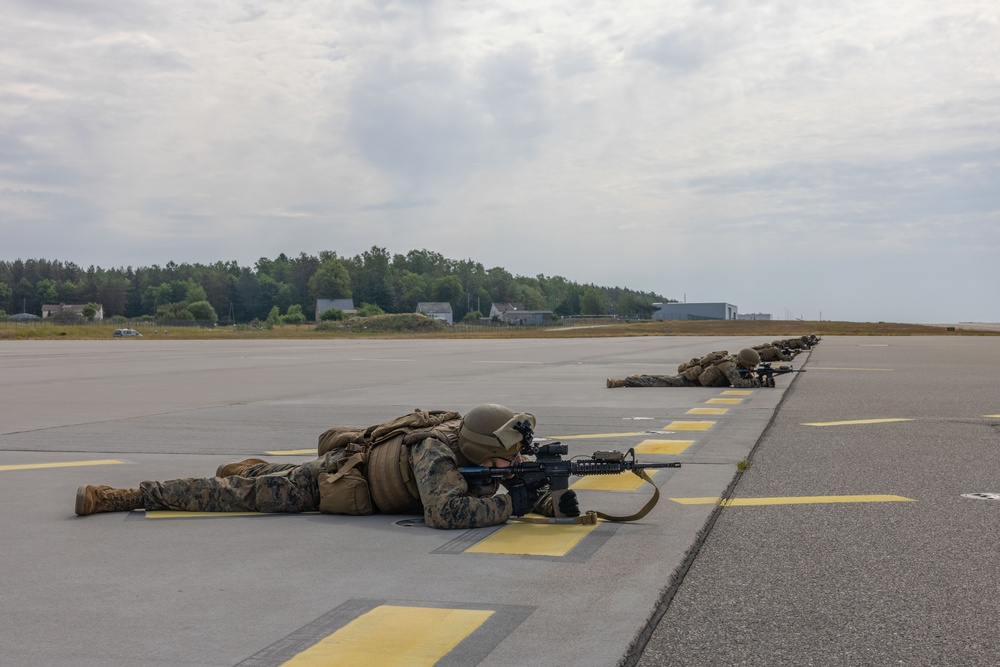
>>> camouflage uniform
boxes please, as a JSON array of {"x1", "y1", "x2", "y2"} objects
[
  {"x1": 754, "y1": 344, "x2": 794, "y2": 362},
  {"x1": 141, "y1": 437, "x2": 545, "y2": 530},
  {"x1": 615, "y1": 356, "x2": 761, "y2": 389}
]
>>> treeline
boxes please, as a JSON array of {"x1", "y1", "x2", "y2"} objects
[{"x1": 0, "y1": 248, "x2": 671, "y2": 324}]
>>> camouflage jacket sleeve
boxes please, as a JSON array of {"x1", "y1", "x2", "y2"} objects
[
  {"x1": 723, "y1": 362, "x2": 761, "y2": 388},
  {"x1": 409, "y1": 437, "x2": 513, "y2": 530}
]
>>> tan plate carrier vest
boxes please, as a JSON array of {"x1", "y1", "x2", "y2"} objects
[
  {"x1": 677, "y1": 350, "x2": 734, "y2": 386},
  {"x1": 317, "y1": 409, "x2": 464, "y2": 514}
]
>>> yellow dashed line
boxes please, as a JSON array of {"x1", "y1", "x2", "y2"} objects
[
  {"x1": 465, "y1": 521, "x2": 598, "y2": 556},
  {"x1": 266, "y1": 449, "x2": 315, "y2": 455},
  {"x1": 664, "y1": 421, "x2": 715, "y2": 431},
  {"x1": 721, "y1": 390, "x2": 753, "y2": 395},
  {"x1": 634, "y1": 440, "x2": 694, "y2": 455},
  {"x1": 671, "y1": 494, "x2": 915, "y2": 506},
  {"x1": 984, "y1": 414, "x2": 1000, "y2": 418},
  {"x1": 281, "y1": 605, "x2": 493, "y2": 666},
  {"x1": 145, "y1": 511, "x2": 267, "y2": 518},
  {"x1": 553, "y1": 432, "x2": 650, "y2": 439},
  {"x1": 803, "y1": 419, "x2": 913, "y2": 427},
  {"x1": 706, "y1": 398, "x2": 742, "y2": 405},
  {"x1": 0, "y1": 459, "x2": 125, "y2": 472},
  {"x1": 572, "y1": 470, "x2": 657, "y2": 491},
  {"x1": 687, "y1": 408, "x2": 729, "y2": 415}
]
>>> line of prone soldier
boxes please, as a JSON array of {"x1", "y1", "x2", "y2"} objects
[{"x1": 74, "y1": 335, "x2": 818, "y2": 529}]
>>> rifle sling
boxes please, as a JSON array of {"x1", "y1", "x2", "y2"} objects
[{"x1": 509, "y1": 468, "x2": 660, "y2": 525}]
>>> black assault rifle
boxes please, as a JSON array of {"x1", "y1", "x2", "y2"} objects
[
  {"x1": 459, "y1": 419, "x2": 681, "y2": 525},
  {"x1": 742, "y1": 362, "x2": 805, "y2": 387}
]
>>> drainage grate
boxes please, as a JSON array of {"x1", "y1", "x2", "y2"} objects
[{"x1": 961, "y1": 493, "x2": 1000, "y2": 501}]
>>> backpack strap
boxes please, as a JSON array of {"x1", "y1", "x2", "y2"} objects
[{"x1": 509, "y1": 469, "x2": 660, "y2": 525}]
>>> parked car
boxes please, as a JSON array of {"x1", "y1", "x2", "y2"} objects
[{"x1": 113, "y1": 329, "x2": 142, "y2": 337}]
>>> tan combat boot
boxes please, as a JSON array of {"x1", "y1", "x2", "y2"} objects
[
  {"x1": 606, "y1": 378, "x2": 627, "y2": 388},
  {"x1": 75, "y1": 486, "x2": 144, "y2": 516},
  {"x1": 216, "y1": 458, "x2": 268, "y2": 478}
]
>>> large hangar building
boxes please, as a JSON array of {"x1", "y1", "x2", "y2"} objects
[{"x1": 652, "y1": 302, "x2": 738, "y2": 321}]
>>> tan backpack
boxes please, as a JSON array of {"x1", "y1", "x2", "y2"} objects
[
  {"x1": 679, "y1": 350, "x2": 728, "y2": 374},
  {"x1": 316, "y1": 410, "x2": 462, "y2": 515}
]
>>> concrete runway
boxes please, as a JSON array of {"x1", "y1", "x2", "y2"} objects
[{"x1": 1, "y1": 336, "x2": 995, "y2": 666}]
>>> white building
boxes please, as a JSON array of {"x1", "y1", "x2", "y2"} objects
[{"x1": 416, "y1": 302, "x2": 453, "y2": 325}]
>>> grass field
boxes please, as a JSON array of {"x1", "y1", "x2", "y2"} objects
[{"x1": 2, "y1": 318, "x2": 996, "y2": 341}]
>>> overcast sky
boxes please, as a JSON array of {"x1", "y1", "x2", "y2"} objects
[{"x1": 2, "y1": 1, "x2": 998, "y2": 324}]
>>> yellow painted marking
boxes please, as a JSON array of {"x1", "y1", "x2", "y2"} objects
[
  {"x1": 671, "y1": 497, "x2": 725, "y2": 505},
  {"x1": 266, "y1": 449, "x2": 315, "y2": 455},
  {"x1": 635, "y1": 440, "x2": 694, "y2": 455},
  {"x1": 553, "y1": 432, "x2": 649, "y2": 439},
  {"x1": 146, "y1": 511, "x2": 266, "y2": 518},
  {"x1": 721, "y1": 390, "x2": 753, "y2": 395},
  {"x1": 0, "y1": 459, "x2": 125, "y2": 472},
  {"x1": 984, "y1": 414, "x2": 1000, "y2": 418},
  {"x1": 670, "y1": 495, "x2": 916, "y2": 506},
  {"x1": 687, "y1": 408, "x2": 729, "y2": 415},
  {"x1": 664, "y1": 421, "x2": 715, "y2": 431},
  {"x1": 803, "y1": 418, "x2": 913, "y2": 427},
  {"x1": 465, "y1": 520, "x2": 598, "y2": 556},
  {"x1": 706, "y1": 398, "x2": 742, "y2": 405},
  {"x1": 282, "y1": 605, "x2": 493, "y2": 666},
  {"x1": 572, "y1": 470, "x2": 655, "y2": 491}
]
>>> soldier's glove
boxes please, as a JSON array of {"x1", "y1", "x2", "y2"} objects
[
  {"x1": 557, "y1": 489, "x2": 581, "y2": 518},
  {"x1": 507, "y1": 482, "x2": 533, "y2": 517}
]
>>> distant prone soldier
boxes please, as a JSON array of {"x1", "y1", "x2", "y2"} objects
[
  {"x1": 753, "y1": 343, "x2": 795, "y2": 362},
  {"x1": 74, "y1": 404, "x2": 579, "y2": 529},
  {"x1": 606, "y1": 348, "x2": 763, "y2": 389}
]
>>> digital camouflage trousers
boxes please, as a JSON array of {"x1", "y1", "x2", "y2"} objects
[{"x1": 140, "y1": 450, "x2": 345, "y2": 513}]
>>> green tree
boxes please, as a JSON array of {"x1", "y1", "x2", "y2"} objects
[
  {"x1": 155, "y1": 302, "x2": 195, "y2": 321},
  {"x1": 35, "y1": 278, "x2": 58, "y2": 305},
  {"x1": 430, "y1": 275, "x2": 463, "y2": 308},
  {"x1": 184, "y1": 280, "x2": 208, "y2": 303},
  {"x1": 308, "y1": 256, "x2": 352, "y2": 300},
  {"x1": 188, "y1": 300, "x2": 219, "y2": 323},
  {"x1": 82, "y1": 302, "x2": 99, "y2": 321},
  {"x1": 355, "y1": 302, "x2": 384, "y2": 317},
  {"x1": 281, "y1": 304, "x2": 306, "y2": 326},
  {"x1": 266, "y1": 306, "x2": 282, "y2": 326},
  {"x1": 580, "y1": 287, "x2": 606, "y2": 315},
  {"x1": 390, "y1": 270, "x2": 427, "y2": 313}
]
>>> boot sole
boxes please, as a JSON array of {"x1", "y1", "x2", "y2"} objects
[{"x1": 75, "y1": 485, "x2": 92, "y2": 516}]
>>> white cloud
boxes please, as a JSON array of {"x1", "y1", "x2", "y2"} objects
[{"x1": 0, "y1": 0, "x2": 998, "y2": 323}]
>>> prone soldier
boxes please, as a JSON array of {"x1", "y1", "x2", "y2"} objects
[
  {"x1": 606, "y1": 348, "x2": 763, "y2": 389},
  {"x1": 74, "y1": 404, "x2": 579, "y2": 529}
]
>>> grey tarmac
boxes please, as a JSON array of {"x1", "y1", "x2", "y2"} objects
[{"x1": 1, "y1": 335, "x2": 995, "y2": 666}]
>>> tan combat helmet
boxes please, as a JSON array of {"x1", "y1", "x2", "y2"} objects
[
  {"x1": 459, "y1": 404, "x2": 536, "y2": 464},
  {"x1": 737, "y1": 348, "x2": 761, "y2": 369}
]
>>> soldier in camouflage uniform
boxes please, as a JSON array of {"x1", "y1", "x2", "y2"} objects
[
  {"x1": 75, "y1": 404, "x2": 579, "y2": 530},
  {"x1": 606, "y1": 348, "x2": 763, "y2": 389},
  {"x1": 754, "y1": 343, "x2": 795, "y2": 362}
]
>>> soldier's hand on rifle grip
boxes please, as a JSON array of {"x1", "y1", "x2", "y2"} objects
[
  {"x1": 558, "y1": 489, "x2": 580, "y2": 517},
  {"x1": 507, "y1": 482, "x2": 532, "y2": 517}
]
